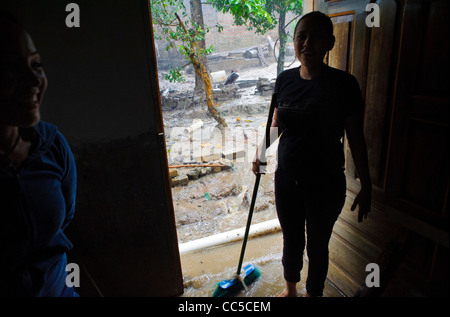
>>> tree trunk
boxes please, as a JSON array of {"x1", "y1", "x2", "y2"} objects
[
  {"x1": 190, "y1": 0, "x2": 206, "y2": 91},
  {"x1": 175, "y1": 12, "x2": 227, "y2": 128},
  {"x1": 277, "y1": 6, "x2": 287, "y2": 76},
  {"x1": 191, "y1": 57, "x2": 228, "y2": 128}
]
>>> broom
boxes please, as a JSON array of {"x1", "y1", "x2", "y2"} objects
[{"x1": 212, "y1": 93, "x2": 277, "y2": 297}]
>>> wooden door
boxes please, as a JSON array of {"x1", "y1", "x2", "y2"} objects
[
  {"x1": 328, "y1": 13, "x2": 359, "y2": 180},
  {"x1": 328, "y1": 14, "x2": 352, "y2": 72},
  {"x1": 385, "y1": 0, "x2": 449, "y2": 228}
]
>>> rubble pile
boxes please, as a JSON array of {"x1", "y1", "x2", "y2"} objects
[
  {"x1": 255, "y1": 77, "x2": 276, "y2": 96},
  {"x1": 212, "y1": 84, "x2": 241, "y2": 101},
  {"x1": 160, "y1": 89, "x2": 200, "y2": 110},
  {"x1": 169, "y1": 159, "x2": 233, "y2": 188},
  {"x1": 160, "y1": 84, "x2": 242, "y2": 110}
]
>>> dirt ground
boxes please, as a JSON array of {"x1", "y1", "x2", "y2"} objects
[{"x1": 160, "y1": 61, "x2": 296, "y2": 243}]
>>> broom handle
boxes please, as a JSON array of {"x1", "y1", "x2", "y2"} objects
[{"x1": 236, "y1": 93, "x2": 277, "y2": 276}]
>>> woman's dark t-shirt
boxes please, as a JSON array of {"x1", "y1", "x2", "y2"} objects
[{"x1": 274, "y1": 65, "x2": 364, "y2": 178}]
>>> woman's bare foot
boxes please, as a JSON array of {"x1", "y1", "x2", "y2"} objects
[
  {"x1": 277, "y1": 289, "x2": 297, "y2": 297},
  {"x1": 277, "y1": 281, "x2": 297, "y2": 297}
]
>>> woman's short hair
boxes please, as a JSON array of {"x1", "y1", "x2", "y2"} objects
[{"x1": 294, "y1": 11, "x2": 334, "y2": 37}]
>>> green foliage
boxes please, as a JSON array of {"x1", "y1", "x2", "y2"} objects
[
  {"x1": 151, "y1": 0, "x2": 304, "y2": 81},
  {"x1": 165, "y1": 66, "x2": 185, "y2": 83},
  {"x1": 208, "y1": 0, "x2": 303, "y2": 74},
  {"x1": 207, "y1": 0, "x2": 275, "y2": 34},
  {"x1": 264, "y1": 0, "x2": 303, "y2": 16},
  {"x1": 207, "y1": 0, "x2": 303, "y2": 34},
  {"x1": 151, "y1": 0, "x2": 221, "y2": 83}
]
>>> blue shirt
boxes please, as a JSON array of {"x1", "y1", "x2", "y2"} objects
[{"x1": 0, "y1": 121, "x2": 77, "y2": 296}]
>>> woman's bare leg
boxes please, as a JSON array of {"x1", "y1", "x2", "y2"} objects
[{"x1": 277, "y1": 281, "x2": 297, "y2": 297}]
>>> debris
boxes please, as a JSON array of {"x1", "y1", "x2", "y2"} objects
[
  {"x1": 235, "y1": 79, "x2": 258, "y2": 88},
  {"x1": 186, "y1": 168, "x2": 200, "y2": 180},
  {"x1": 255, "y1": 77, "x2": 276, "y2": 96},
  {"x1": 171, "y1": 173, "x2": 189, "y2": 187},
  {"x1": 204, "y1": 192, "x2": 212, "y2": 200},
  {"x1": 222, "y1": 149, "x2": 246, "y2": 161},
  {"x1": 161, "y1": 88, "x2": 170, "y2": 98},
  {"x1": 184, "y1": 120, "x2": 203, "y2": 135},
  {"x1": 160, "y1": 90, "x2": 195, "y2": 110},
  {"x1": 243, "y1": 45, "x2": 270, "y2": 60},
  {"x1": 200, "y1": 167, "x2": 213, "y2": 176},
  {"x1": 169, "y1": 169, "x2": 178, "y2": 178},
  {"x1": 256, "y1": 45, "x2": 269, "y2": 67},
  {"x1": 211, "y1": 70, "x2": 227, "y2": 84},
  {"x1": 200, "y1": 153, "x2": 221, "y2": 162},
  {"x1": 212, "y1": 84, "x2": 241, "y2": 101},
  {"x1": 168, "y1": 159, "x2": 234, "y2": 188},
  {"x1": 168, "y1": 163, "x2": 227, "y2": 168},
  {"x1": 160, "y1": 84, "x2": 241, "y2": 111}
]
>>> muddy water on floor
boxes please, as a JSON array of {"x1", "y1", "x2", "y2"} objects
[
  {"x1": 181, "y1": 233, "x2": 289, "y2": 297},
  {"x1": 182, "y1": 253, "x2": 288, "y2": 297},
  {"x1": 180, "y1": 233, "x2": 344, "y2": 297}
]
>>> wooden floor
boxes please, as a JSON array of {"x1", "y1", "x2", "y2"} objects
[
  {"x1": 327, "y1": 190, "x2": 430, "y2": 297},
  {"x1": 327, "y1": 191, "x2": 395, "y2": 296}
]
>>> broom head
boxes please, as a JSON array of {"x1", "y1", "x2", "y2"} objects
[{"x1": 212, "y1": 264, "x2": 261, "y2": 297}]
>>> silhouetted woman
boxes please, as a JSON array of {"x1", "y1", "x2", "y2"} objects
[
  {"x1": 0, "y1": 11, "x2": 77, "y2": 297},
  {"x1": 253, "y1": 11, "x2": 372, "y2": 297}
]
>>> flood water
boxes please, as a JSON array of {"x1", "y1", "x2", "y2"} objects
[{"x1": 180, "y1": 231, "x2": 345, "y2": 297}]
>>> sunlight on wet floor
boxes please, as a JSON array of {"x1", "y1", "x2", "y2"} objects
[{"x1": 180, "y1": 232, "x2": 345, "y2": 297}]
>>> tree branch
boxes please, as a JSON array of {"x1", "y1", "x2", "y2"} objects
[{"x1": 174, "y1": 13, "x2": 188, "y2": 34}]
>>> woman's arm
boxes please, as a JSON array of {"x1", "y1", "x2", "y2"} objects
[
  {"x1": 58, "y1": 132, "x2": 77, "y2": 231},
  {"x1": 345, "y1": 113, "x2": 372, "y2": 223},
  {"x1": 252, "y1": 108, "x2": 281, "y2": 175}
]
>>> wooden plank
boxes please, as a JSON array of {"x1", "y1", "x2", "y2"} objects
[
  {"x1": 328, "y1": 231, "x2": 370, "y2": 284},
  {"x1": 326, "y1": 191, "x2": 405, "y2": 296},
  {"x1": 363, "y1": 0, "x2": 397, "y2": 187},
  {"x1": 353, "y1": 228, "x2": 410, "y2": 297},
  {"x1": 328, "y1": 21, "x2": 350, "y2": 71},
  {"x1": 339, "y1": 193, "x2": 401, "y2": 248},
  {"x1": 333, "y1": 218, "x2": 382, "y2": 262},
  {"x1": 326, "y1": 234, "x2": 369, "y2": 296},
  {"x1": 328, "y1": 258, "x2": 360, "y2": 296}
]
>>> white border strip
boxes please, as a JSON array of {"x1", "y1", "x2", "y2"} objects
[{"x1": 178, "y1": 218, "x2": 281, "y2": 255}]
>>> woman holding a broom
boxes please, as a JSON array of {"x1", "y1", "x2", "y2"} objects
[{"x1": 253, "y1": 11, "x2": 372, "y2": 297}]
